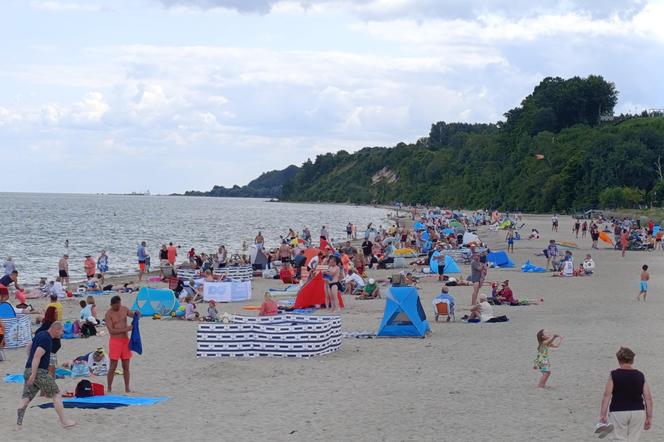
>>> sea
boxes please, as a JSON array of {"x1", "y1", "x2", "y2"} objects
[{"x1": 0, "y1": 193, "x2": 391, "y2": 285}]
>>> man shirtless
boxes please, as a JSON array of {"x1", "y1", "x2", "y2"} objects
[
  {"x1": 58, "y1": 254, "x2": 69, "y2": 288},
  {"x1": 104, "y1": 296, "x2": 139, "y2": 393}
]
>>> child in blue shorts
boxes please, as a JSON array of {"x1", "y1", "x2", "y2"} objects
[{"x1": 638, "y1": 264, "x2": 649, "y2": 301}]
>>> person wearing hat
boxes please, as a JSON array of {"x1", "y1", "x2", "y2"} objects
[{"x1": 358, "y1": 278, "x2": 380, "y2": 299}]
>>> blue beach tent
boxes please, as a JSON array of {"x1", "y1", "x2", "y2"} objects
[
  {"x1": 413, "y1": 221, "x2": 426, "y2": 231},
  {"x1": 131, "y1": 288, "x2": 176, "y2": 317},
  {"x1": 377, "y1": 287, "x2": 430, "y2": 338},
  {"x1": 487, "y1": 251, "x2": 515, "y2": 268},
  {"x1": 0, "y1": 302, "x2": 16, "y2": 319},
  {"x1": 429, "y1": 252, "x2": 461, "y2": 274}
]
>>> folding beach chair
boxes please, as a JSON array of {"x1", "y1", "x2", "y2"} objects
[{"x1": 434, "y1": 300, "x2": 453, "y2": 322}]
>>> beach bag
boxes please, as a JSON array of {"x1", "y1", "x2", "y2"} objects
[
  {"x1": 75, "y1": 379, "x2": 93, "y2": 398},
  {"x1": 72, "y1": 320, "x2": 81, "y2": 336},
  {"x1": 71, "y1": 361, "x2": 89, "y2": 378},
  {"x1": 91, "y1": 382, "x2": 105, "y2": 396}
]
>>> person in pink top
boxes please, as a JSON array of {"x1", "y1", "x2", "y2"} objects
[
  {"x1": 84, "y1": 255, "x2": 96, "y2": 279},
  {"x1": 259, "y1": 293, "x2": 278, "y2": 316}
]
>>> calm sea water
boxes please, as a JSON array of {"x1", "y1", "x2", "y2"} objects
[{"x1": 0, "y1": 193, "x2": 390, "y2": 284}]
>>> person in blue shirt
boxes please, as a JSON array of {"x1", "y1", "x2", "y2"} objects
[
  {"x1": 137, "y1": 241, "x2": 147, "y2": 281},
  {"x1": 16, "y1": 322, "x2": 76, "y2": 430}
]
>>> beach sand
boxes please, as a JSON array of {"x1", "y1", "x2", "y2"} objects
[{"x1": 2, "y1": 214, "x2": 663, "y2": 441}]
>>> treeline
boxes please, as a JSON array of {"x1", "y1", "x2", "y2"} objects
[
  {"x1": 282, "y1": 75, "x2": 664, "y2": 212},
  {"x1": 184, "y1": 165, "x2": 299, "y2": 198}
]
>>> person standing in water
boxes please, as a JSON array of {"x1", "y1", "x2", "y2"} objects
[
  {"x1": 137, "y1": 241, "x2": 147, "y2": 281},
  {"x1": 58, "y1": 254, "x2": 69, "y2": 288}
]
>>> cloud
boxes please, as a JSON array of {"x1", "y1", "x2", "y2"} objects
[
  {"x1": 29, "y1": 1, "x2": 106, "y2": 12},
  {"x1": 156, "y1": 0, "x2": 648, "y2": 19}
]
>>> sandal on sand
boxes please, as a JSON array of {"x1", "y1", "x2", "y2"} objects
[{"x1": 595, "y1": 423, "x2": 613, "y2": 439}]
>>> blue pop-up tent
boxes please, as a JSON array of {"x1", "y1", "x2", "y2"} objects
[
  {"x1": 0, "y1": 302, "x2": 16, "y2": 319},
  {"x1": 377, "y1": 287, "x2": 430, "y2": 338},
  {"x1": 131, "y1": 288, "x2": 176, "y2": 316},
  {"x1": 487, "y1": 251, "x2": 515, "y2": 268},
  {"x1": 429, "y1": 252, "x2": 461, "y2": 273},
  {"x1": 413, "y1": 221, "x2": 425, "y2": 231}
]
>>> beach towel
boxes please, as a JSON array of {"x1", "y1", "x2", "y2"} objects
[
  {"x1": 129, "y1": 313, "x2": 142, "y2": 355},
  {"x1": 38, "y1": 395, "x2": 168, "y2": 409},
  {"x1": 521, "y1": 261, "x2": 546, "y2": 273},
  {"x1": 5, "y1": 368, "x2": 72, "y2": 384},
  {"x1": 84, "y1": 290, "x2": 115, "y2": 297}
]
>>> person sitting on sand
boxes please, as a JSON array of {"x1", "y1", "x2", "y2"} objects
[
  {"x1": 494, "y1": 280, "x2": 515, "y2": 304},
  {"x1": 465, "y1": 293, "x2": 494, "y2": 322},
  {"x1": 46, "y1": 294, "x2": 63, "y2": 321},
  {"x1": 259, "y1": 292, "x2": 279, "y2": 316},
  {"x1": 184, "y1": 296, "x2": 199, "y2": 321},
  {"x1": 528, "y1": 229, "x2": 540, "y2": 240},
  {"x1": 78, "y1": 300, "x2": 98, "y2": 337},
  {"x1": 357, "y1": 278, "x2": 381, "y2": 299},
  {"x1": 49, "y1": 278, "x2": 66, "y2": 298},
  {"x1": 63, "y1": 347, "x2": 110, "y2": 376},
  {"x1": 343, "y1": 268, "x2": 365, "y2": 295},
  {"x1": 205, "y1": 300, "x2": 219, "y2": 322},
  {"x1": 279, "y1": 262, "x2": 298, "y2": 284}
]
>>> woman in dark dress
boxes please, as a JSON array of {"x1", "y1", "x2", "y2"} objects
[{"x1": 598, "y1": 347, "x2": 653, "y2": 440}]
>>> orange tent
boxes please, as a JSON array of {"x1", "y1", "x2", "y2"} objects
[
  {"x1": 599, "y1": 231, "x2": 614, "y2": 246},
  {"x1": 304, "y1": 248, "x2": 321, "y2": 266}
]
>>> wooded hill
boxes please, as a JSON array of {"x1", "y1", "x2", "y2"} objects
[{"x1": 281, "y1": 75, "x2": 664, "y2": 211}]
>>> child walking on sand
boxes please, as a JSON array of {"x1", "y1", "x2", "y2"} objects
[
  {"x1": 506, "y1": 228, "x2": 515, "y2": 253},
  {"x1": 534, "y1": 329, "x2": 563, "y2": 388},
  {"x1": 638, "y1": 265, "x2": 649, "y2": 301}
]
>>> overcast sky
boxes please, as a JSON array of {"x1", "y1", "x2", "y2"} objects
[{"x1": 1, "y1": 0, "x2": 663, "y2": 193}]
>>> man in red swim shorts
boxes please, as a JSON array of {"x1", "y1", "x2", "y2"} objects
[{"x1": 104, "y1": 296, "x2": 139, "y2": 393}]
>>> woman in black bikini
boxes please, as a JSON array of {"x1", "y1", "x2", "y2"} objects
[{"x1": 325, "y1": 256, "x2": 341, "y2": 312}]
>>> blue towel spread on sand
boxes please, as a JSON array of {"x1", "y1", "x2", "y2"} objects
[
  {"x1": 5, "y1": 368, "x2": 72, "y2": 384},
  {"x1": 129, "y1": 312, "x2": 142, "y2": 355},
  {"x1": 38, "y1": 395, "x2": 168, "y2": 409}
]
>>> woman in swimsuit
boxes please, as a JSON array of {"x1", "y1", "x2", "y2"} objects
[{"x1": 325, "y1": 256, "x2": 341, "y2": 312}]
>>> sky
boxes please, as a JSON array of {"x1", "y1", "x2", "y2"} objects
[{"x1": 1, "y1": 0, "x2": 664, "y2": 194}]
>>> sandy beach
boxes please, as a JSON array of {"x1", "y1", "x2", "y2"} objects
[{"x1": 2, "y1": 213, "x2": 663, "y2": 441}]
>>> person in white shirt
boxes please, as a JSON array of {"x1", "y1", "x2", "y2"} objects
[
  {"x1": 87, "y1": 348, "x2": 110, "y2": 376},
  {"x1": 583, "y1": 254, "x2": 596, "y2": 274},
  {"x1": 468, "y1": 293, "x2": 494, "y2": 322},
  {"x1": 343, "y1": 269, "x2": 365, "y2": 294},
  {"x1": 50, "y1": 278, "x2": 66, "y2": 298}
]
